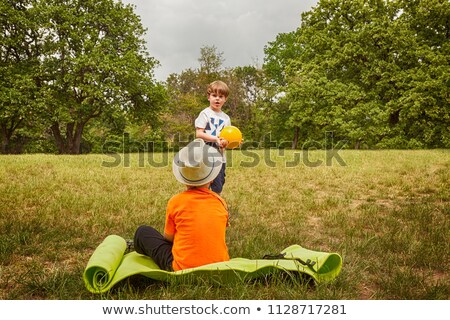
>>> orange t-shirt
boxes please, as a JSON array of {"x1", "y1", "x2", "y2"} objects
[{"x1": 164, "y1": 187, "x2": 230, "y2": 271}]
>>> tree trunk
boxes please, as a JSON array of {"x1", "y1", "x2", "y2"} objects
[
  {"x1": 70, "y1": 122, "x2": 85, "y2": 154},
  {"x1": 1, "y1": 125, "x2": 10, "y2": 154},
  {"x1": 51, "y1": 123, "x2": 66, "y2": 154},
  {"x1": 291, "y1": 126, "x2": 300, "y2": 149},
  {"x1": 1, "y1": 119, "x2": 23, "y2": 154},
  {"x1": 66, "y1": 122, "x2": 75, "y2": 154},
  {"x1": 51, "y1": 121, "x2": 86, "y2": 154}
]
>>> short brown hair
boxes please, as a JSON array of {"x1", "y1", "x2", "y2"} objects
[{"x1": 207, "y1": 80, "x2": 230, "y2": 98}]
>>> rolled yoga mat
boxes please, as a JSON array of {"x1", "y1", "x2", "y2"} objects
[{"x1": 83, "y1": 235, "x2": 343, "y2": 294}]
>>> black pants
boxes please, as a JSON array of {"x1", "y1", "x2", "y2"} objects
[{"x1": 133, "y1": 225, "x2": 174, "y2": 271}]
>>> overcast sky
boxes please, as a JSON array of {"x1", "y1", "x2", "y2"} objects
[{"x1": 121, "y1": 0, "x2": 319, "y2": 81}]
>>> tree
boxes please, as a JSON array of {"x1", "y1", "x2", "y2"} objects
[
  {"x1": 264, "y1": 31, "x2": 300, "y2": 88},
  {"x1": 37, "y1": 0, "x2": 163, "y2": 154},
  {"x1": 285, "y1": 0, "x2": 399, "y2": 148},
  {"x1": 225, "y1": 66, "x2": 266, "y2": 143},
  {"x1": 0, "y1": 0, "x2": 44, "y2": 153},
  {"x1": 277, "y1": 0, "x2": 450, "y2": 148},
  {"x1": 389, "y1": 0, "x2": 450, "y2": 148},
  {"x1": 198, "y1": 45, "x2": 224, "y2": 82},
  {"x1": 263, "y1": 31, "x2": 303, "y2": 147}
]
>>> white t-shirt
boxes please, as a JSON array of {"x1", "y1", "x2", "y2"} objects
[{"x1": 195, "y1": 107, "x2": 231, "y2": 161}]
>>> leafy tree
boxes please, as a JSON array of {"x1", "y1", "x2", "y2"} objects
[
  {"x1": 388, "y1": 0, "x2": 450, "y2": 148},
  {"x1": 37, "y1": 0, "x2": 164, "y2": 154},
  {"x1": 164, "y1": 68, "x2": 206, "y2": 145},
  {"x1": 264, "y1": 31, "x2": 300, "y2": 88},
  {"x1": 0, "y1": 0, "x2": 44, "y2": 153},
  {"x1": 276, "y1": 0, "x2": 450, "y2": 148},
  {"x1": 225, "y1": 66, "x2": 266, "y2": 143},
  {"x1": 263, "y1": 31, "x2": 303, "y2": 147},
  {"x1": 1, "y1": 0, "x2": 165, "y2": 154},
  {"x1": 285, "y1": 0, "x2": 398, "y2": 148},
  {"x1": 198, "y1": 44, "x2": 224, "y2": 82}
]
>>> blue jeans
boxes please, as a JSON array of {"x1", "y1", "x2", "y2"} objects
[{"x1": 210, "y1": 162, "x2": 226, "y2": 194}]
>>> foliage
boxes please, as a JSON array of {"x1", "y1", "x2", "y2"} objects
[
  {"x1": 263, "y1": 31, "x2": 303, "y2": 146},
  {"x1": 266, "y1": 0, "x2": 450, "y2": 149},
  {"x1": 2, "y1": 0, "x2": 449, "y2": 153},
  {"x1": 39, "y1": 0, "x2": 164, "y2": 154},
  {"x1": 0, "y1": 0, "x2": 165, "y2": 154},
  {"x1": 0, "y1": 0, "x2": 45, "y2": 153}
]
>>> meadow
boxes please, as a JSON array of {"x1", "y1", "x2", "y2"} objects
[{"x1": 0, "y1": 149, "x2": 448, "y2": 299}]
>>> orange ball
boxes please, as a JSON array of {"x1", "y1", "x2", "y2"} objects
[{"x1": 219, "y1": 126, "x2": 243, "y2": 149}]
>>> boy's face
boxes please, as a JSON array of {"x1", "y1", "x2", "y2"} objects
[{"x1": 208, "y1": 92, "x2": 227, "y2": 112}]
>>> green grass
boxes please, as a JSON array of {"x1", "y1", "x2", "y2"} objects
[{"x1": 0, "y1": 149, "x2": 449, "y2": 299}]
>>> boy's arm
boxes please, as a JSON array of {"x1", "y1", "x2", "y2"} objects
[
  {"x1": 196, "y1": 128, "x2": 220, "y2": 144},
  {"x1": 196, "y1": 128, "x2": 228, "y2": 148}
]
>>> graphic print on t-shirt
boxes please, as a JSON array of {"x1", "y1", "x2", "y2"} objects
[{"x1": 205, "y1": 117, "x2": 225, "y2": 137}]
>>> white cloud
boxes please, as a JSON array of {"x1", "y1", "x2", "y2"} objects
[{"x1": 121, "y1": 0, "x2": 318, "y2": 81}]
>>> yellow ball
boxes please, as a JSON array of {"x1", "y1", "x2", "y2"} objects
[{"x1": 220, "y1": 126, "x2": 243, "y2": 149}]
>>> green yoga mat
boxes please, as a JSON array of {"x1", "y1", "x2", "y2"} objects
[{"x1": 83, "y1": 235, "x2": 343, "y2": 294}]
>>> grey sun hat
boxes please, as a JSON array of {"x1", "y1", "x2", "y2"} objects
[{"x1": 172, "y1": 138, "x2": 223, "y2": 186}]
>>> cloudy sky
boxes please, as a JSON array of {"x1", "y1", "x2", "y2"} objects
[{"x1": 121, "y1": 0, "x2": 319, "y2": 81}]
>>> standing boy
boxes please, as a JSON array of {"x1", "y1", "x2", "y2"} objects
[
  {"x1": 133, "y1": 139, "x2": 230, "y2": 271},
  {"x1": 195, "y1": 80, "x2": 231, "y2": 195}
]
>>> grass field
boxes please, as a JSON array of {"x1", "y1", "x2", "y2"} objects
[{"x1": 0, "y1": 149, "x2": 449, "y2": 299}]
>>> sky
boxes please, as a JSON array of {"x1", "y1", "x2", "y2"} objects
[{"x1": 121, "y1": 0, "x2": 319, "y2": 81}]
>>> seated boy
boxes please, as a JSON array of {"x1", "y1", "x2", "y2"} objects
[{"x1": 133, "y1": 139, "x2": 230, "y2": 271}]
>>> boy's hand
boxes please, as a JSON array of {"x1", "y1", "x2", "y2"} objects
[{"x1": 218, "y1": 137, "x2": 228, "y2": 149}]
